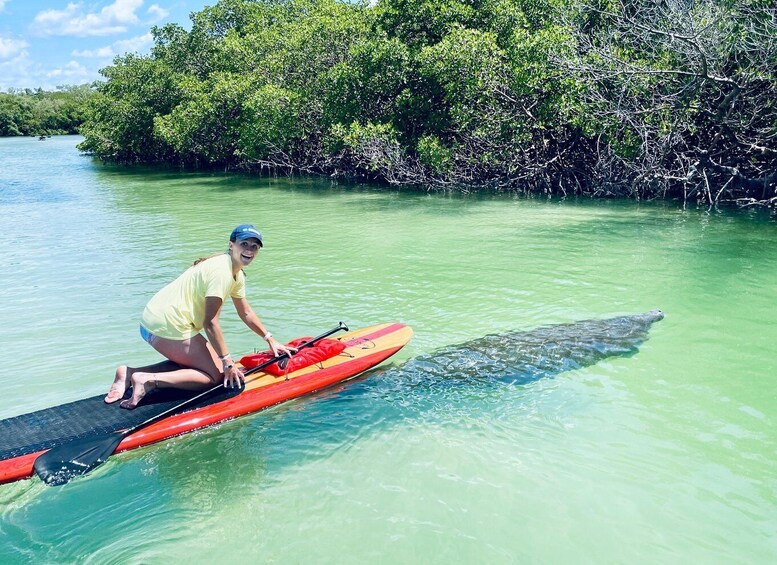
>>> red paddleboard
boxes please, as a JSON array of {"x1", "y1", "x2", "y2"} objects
[{"x1": 0, "y1": 322, "x2": 412, "y2": 484}]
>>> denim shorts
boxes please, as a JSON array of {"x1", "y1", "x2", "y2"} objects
[{"x1": 139, "y1": 325, "x2": 157, "y2": 345}]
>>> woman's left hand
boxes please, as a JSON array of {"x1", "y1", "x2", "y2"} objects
[{"x1": 267, "y1": 336, "x2": 296, "y2": 358}]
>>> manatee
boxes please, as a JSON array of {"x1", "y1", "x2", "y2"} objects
[{"x1": 398, "y1": 310, "x2": 665, "y2": 385}]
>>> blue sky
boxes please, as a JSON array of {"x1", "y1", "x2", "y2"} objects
[{"x1": 0, "y1": 0, "x2": 212, "y2": 90}]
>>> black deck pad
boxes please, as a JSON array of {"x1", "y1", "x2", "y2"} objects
[{"x1": 0, "y1": 386, "x2": 243, "y2": 461}]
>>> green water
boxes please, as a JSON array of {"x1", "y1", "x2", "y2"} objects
[{"x1": 1, "y1": 136, "x2": 776, "y2": 563}]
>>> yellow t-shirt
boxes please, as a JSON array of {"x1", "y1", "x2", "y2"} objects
[{"x1": 140, "y1": 254, "x2": 246, "y2": 340}]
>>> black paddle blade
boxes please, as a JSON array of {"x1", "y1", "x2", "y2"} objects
[{"x1": 33, "y1": 432, "x2": 125, "y2": 486}]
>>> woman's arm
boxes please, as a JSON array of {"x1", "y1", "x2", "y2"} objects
[
  {"x1": 203, "y1": 296, "x2": 243, "y2": 387},
  {"x1": 232, "y1": 297, "x2": 294, "y2": 356}
]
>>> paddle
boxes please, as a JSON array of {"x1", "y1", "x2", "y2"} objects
[{"x1": 33, "y1": 322, "x2": 349, "y2": 486}]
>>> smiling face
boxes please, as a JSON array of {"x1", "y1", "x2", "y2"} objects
[{"x1": 229, "y1": 238, "x2": 261, "y2": 269}]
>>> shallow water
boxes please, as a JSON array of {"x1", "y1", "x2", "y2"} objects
[{"x1": 1, "y1": 136, "x2": 776, "y2": 563}]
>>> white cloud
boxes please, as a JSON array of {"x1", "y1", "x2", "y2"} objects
[
  {"x1": 0, "y1": 35, "x2": 28, "y2": 60},
  {"x1": 147, "y1": 4, "x2": 169, "y2": 22},
  {"x1": 46, "y1": 60, "x2": 92, "y2": 81},
  {"x1": 0, "y1": 1, "x2": 8, "y2": 14},
  {"x1": 1, "y1": 57, "x2": 101, "y2": 90},
  {"x1": 72, "y1": 32, "x2": 153, "y2": 58},
  {"x1": 32, "y1": 0, "x2": 145, "y2": 37},
  {"x1": 71, "y1": 45, "x2": 114, "y2": 58},
  {"x1": 0, "y1": 51, "x2": 35, "y2": 90}
]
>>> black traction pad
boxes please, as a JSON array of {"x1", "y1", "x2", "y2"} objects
[{"x1": 0, "y1": 385, "x2": 243, "y2": 461}]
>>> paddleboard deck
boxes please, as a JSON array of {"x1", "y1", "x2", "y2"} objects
[{"x1": 0, "y1": 322, "x2": 412, "y2": 484}]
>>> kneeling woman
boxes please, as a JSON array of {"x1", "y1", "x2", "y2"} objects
[{"x1": 105, "y1": 224, "x2": 294, "y2": 409}]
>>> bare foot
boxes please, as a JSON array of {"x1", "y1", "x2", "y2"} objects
[
  {"x1": 105, "y1": 366, "x2": 131, "y2": 404},
  {"x1": 120, "y1": 374, "x2": 156, "y2": 410}
]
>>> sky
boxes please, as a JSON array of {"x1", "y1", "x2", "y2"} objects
[{"x1": 0, "y1": 0, "x2": 213, "y2": 90}]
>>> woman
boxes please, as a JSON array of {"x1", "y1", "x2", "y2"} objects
[{"x1": 105, "y1": 224, "x2": 294, "y2": 409}]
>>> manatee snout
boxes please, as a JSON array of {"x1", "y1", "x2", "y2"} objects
[{"x1": 646, "y1": 309, "x2": 665, "y2": 322}]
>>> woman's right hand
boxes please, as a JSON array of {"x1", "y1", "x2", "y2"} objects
[{"x1": 223, "y1": 363, "x2": 245, "y2": 388}]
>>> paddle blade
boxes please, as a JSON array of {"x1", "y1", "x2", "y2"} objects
[{"x1": 33, "y1": 433, "x2": 125, "y2": 486}]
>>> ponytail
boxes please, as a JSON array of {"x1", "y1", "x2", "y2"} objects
[
  {"x1": 192, "y1": 251, "x2": 247, "y2": 277},
  {"x1": 193, "y1": 252, "x2": 224, "y2": 266}
]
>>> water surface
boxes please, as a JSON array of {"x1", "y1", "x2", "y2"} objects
[{"x1": 1, "y1": 136, "x2": 776, "y2": 563}]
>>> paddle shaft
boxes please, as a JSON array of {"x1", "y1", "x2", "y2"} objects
[
  {"x1": 119, "y1": 321, "x2": 349, "y2": 438},
  {"x1": 33, "y1": 322, "x2": 349, "y2": 485}
]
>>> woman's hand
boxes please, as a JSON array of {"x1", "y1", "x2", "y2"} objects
[
  {"x1": 223, "y1": 363, "x2": 245, "y2": 389},
  {"x1": 267, "y1": 336, "x2": 296, "y2": 358}
]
